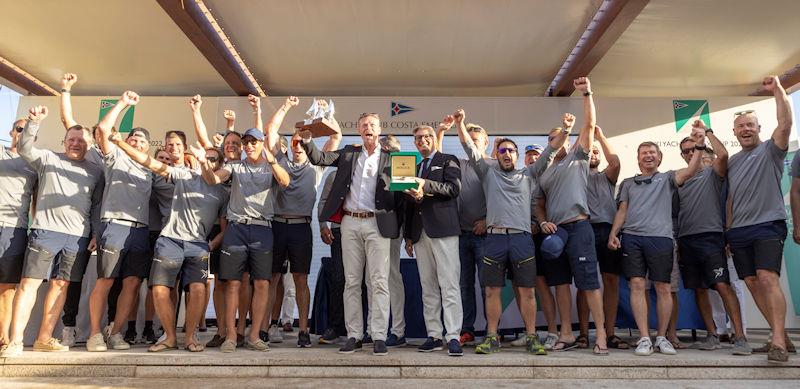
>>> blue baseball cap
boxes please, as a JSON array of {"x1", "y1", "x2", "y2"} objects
[
  {"x1": 540, "y1": 227, "x2": 568, "y2": 261},
  {"x1": 242, "y1": 128, "x2": 264, "y2": 141},
  {"x1": 525, "y1": 144, "x2": 544, "y2": 154}
]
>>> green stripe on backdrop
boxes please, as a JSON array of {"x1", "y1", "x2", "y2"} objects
[
  {"x1": 782, "y1": 150, "x2": 800, "y2": 315},
  {"x1": 98, "y1": 99, "x2": 135, "y2": 133}
]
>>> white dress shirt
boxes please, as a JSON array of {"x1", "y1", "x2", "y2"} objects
[{"x1": 344, "y1": 147, "x2": 380, "y2": 212}]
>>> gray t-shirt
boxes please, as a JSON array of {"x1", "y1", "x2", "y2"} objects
[
  {"x1": 617, "y1": 171, "x2": 676, "y2": 238},
  {"x1": 274, "y1": 154, "x2": 324, "y2": 217},
  {"x1": 677, "y1": 166, "x2": 724, "y2": 237},
  {"x1": 727, "y1": 139, "x2": 787, "y2": 228},
  {"x1": 456, "y1": 158, "x2": 487, "y2": 231},
  {"x1": 791, "y1": 151, "x2": 800, "y2": 178},
  {"x1": 19, "y1": 122, "x2": 103, "y2": 237},
  {"x1": 587, "y1": 170, "x2": 617, "y2": 225},
  {"x1": 149, "y1": 174, "x2": 176, "y2": 232},
  {"x1": 223, "y1": 159, "x2": 278, "y2": 222},
  {"x1": 529, "y1": 177, "x2": 539, "y2": 224},
  {"x1": 0, "y1": 144, "x2": 38, "y2": 228},
  {"x1": 160, "y1": 168, "x2": 228, "y2": 242},
  {"x1": 536, "y1": 147, "x2": 590, "y2": 225},
  {"x1": 99, "y1": 146, "x2": 153, "y2": 224},
  {"x1": 463, "y1": 140, "x2": 553, "y2": 232}
]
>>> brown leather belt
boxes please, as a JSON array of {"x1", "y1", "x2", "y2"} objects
[{"x1": 344, "y1": 210, "x2": 375, "y2": 218}]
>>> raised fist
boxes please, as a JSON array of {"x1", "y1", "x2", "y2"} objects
[
  {"x1": 439, "y1": 115, "x2": 455, "y2": 130},
  {"x1": 248, "y1": 94, "x2": 260, "y2": 110},
  {"x1": 108, "y1": 131, "x2": 123, "y2": 143},
  {"x1": 690, "y1": 125, "x2": 706, "y2": 145},
  {"x1": 762, "y1": 75, "x2": 782, "y2": 92},
  {"x1": 223, "y1": 109, "x2": 235, "y2": 121},
  {"x1": 27, "y1": 106, "x2": 48, "y2": 123},
  {"x1": 121, "y1": 91, "x2": 140, "y2": 106},
  {"x1": 212, "y1": 133, "x2": 224, "y2": 148},
  {"x1": 573, "y1": 77, "x2": 591, "y2": 94},
  {"x1": 189, "y1": 95, "x2": 202, "y2": 112},
  {"x1": 188, "y1": 142, "x2": 207, "y2": 163},
  {"x1": 691, "y1": 119, "x2": 707, "y2": 131},
  {"x1": 286, "y1": 96, "x2": 300, "y2": 107},
  {"x1": 60, "y1": 73, "x2": 77, "y2": 90},
  {"x1": 593, "y1": 125, "x2": 604, "y2": 138},
  {"x1": 562, "y1": 113, "x2": 576, "y2": 129},
  {"x1": 453, "y1": 109, "x2": 465, "y2": 124}
]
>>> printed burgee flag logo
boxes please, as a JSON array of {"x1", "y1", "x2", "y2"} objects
[
  {"x1": 391, "y1": 102, "x2": 414, "y2": 117},
  {"x1": 673, "y1": 100, "x2": 710, "y2": 133},
  {"x1": 99, "y1": 99, "x2": 136, "y2": 133}
]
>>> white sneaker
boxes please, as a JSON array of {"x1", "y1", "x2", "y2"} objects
[
  {"x1": 86, "y1": 333, "x2": 108, "y2": 352},
  {"x1": 634, "y1": 336, "x2": 653, "y2": 356},
  {"x1": 61, "y1": 326, "x2": 77, "y2": 347},
  {"x1": 108, "y1": 333, "x2": 131, "y2": 350},
  {"x1": 157, "y1": 332, "x2": 167, "y2": 344},
  {"x1": 0, "y1": 342, "x2": 23, "y2": 357},
  {"x1": 543, "y1": 333, "x2": 558, "y2": 350},
  {"x1": 268, "y1": 324, "x2": 283, "y2": 343},
  {"x1": 510, "y1": 335, "x2": 527, "y2": 347},
  {"x1": 655, "y1": 336, "x2": 677, "y2": 355},
  {"x1": 103, "y1": 322, "x2": 114, "y2": 341}
]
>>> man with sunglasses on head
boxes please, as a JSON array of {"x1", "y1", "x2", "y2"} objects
[
  {"x1": 674, "y1": 120, "x2": 749, "y2": 355},
  {"x1": 535, "y1": 77, "x2": 608, "y2": 355},
  {"x1": 299, "y1": 112, "x2": 402, "y2": 356},
  {"x1": 456, "y1": 108, "x2": 562, "y2": 355},
  {"x1": 726, "y1": 76, "x2": 793, "y2": 363},
  {"x1": 608, "y1": 126, "x2": 704, "y2": 357},
  {"x1": 263, "y1": 96, "x2": 341, "y2": 348},
  {"x1": 200, "y1": 123, "x2": 290, "y2": 353},
  {"x1": 435, "y1": 118, "x2": 488, "y2": 346}
]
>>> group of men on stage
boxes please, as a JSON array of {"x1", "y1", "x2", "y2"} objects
[{"x1": 0, "y1": 74, "x2": 796, "y2": 363}]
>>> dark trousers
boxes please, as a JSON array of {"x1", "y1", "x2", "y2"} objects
[{"x1": 325, "y1": 228, "x2": 346, "y2": 336}]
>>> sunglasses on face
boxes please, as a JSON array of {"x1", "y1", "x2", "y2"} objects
[
  {"x1": 207, "y1": 156, "x2": 219, "y2": 163},
  {"x1": 680, "y1": 147, "x2": 695, "y2": 155},
  {"x1": 497, "y1": 147, "x2": 517, "y2": 155},
  {"x1": 242, "y1": 138, "x2": 260, "y2": 146},
  {"x1": 15, "y1": 126, "x2": 24, "y2": 133}
]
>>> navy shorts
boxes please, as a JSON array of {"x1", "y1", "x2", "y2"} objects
[
  {"x1": 620, "y1": 233, "x2": 674, "y2": 283},
  {"x1": 97, "y1": 221, "x2": 150, "y2": 279},
  {"x1": 481, "y1": 232, "x2": 536, "y2": 288},
  {"x1": 219, "y1": 223, "x2": 273, "y2": 281},
  {"x1": 148, "y1": 236, "x2": 209, "y2": 291},
  {"x1": 592, "y1": 222, "x2": 622, "y2": 275},
  {"x1": 22, "y1": 229, "x2": 91, "y2": 282},
  {"x1": 726, "y1": 220, "x2": 787, "y2": 279},
  {"x1": 677, "y1": 232, "x2": 729, "y2": 289},
  {"x1": 539, "y1": 220, "x2": 600, "y2": 290},
  {"x1": 0, "y1": 227, "x2": 28, "y2": 284},
  {"x1": 272, "y1": 220, "x2": 313, "y2": 275}
]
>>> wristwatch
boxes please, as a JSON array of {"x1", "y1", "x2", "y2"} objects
[
  {"x1": 694, "y1": 144, "x2": 707, "y2": 151},
  {"x1": 583, "y1": 91, "x2": 593, "y2": 96},
  {"x1": 705, "y1": 128, "x2": 714, "y2": 135}
]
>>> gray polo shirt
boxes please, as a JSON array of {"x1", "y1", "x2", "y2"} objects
[
  {"x1": 19, "y1": 122, "x2": 103, "y2": 238},
  {"x1": 223, "y1": 159, "x2": 278, "y2": 222},
  {"x1": 677, "y1": 166, "x2": 724, "y2": 237},
  {"x1": 727, "y1": 139, "x2": 787, "y2": 229},
  {"x1": 0, "y1": 144, "x2": 38, "y2": 228},
  {"x1": 463, "y1": 140, "x2": 553, "y2": 232},
  {"x1": 274, "y1": 153, "x2": 324, "y2": 217},
  {"x1": 617, "y1": 171, "x2": 676, "y2": 238},
  {"x1": 99, "y1": 146, "x2": 153, "y2": 224},
  {"x1": 160, "y1": 168, "x2": 228, "y2": 242},
  {"x1": 456, "y1": 159, "x2": 487, "y2": 231},
  {"x1": 536, "y1": 147, "x2": 590, "y2": 225},
  {"x1": 529, "y1": 177, "x2": 539, "y2": 224},
  {"x1": 587, "y1": 170, "x2": 617, "y2": 225}
]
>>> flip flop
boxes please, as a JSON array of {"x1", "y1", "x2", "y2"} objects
[
  {"x1": 668, "y1": 338, "x2": 688, "y2": 349},
  {"x1": 148, "y1": 341, "x2": 177, "y2": 352},
  {"x1": 576, "y1": 334, "x2": 590, "y2": 349},
  {"x1": 553, "y1": 340, "x2": 578, "y2": 352},
  {"x1": 607, "y1": 335, "x2": 630, "y2": 349},
  {"x1": 593, "y1": 344, "x2": 609, "y2": 356},
  {"x1": 185, "y1": 343, "x2": 205, "y2": 352}
]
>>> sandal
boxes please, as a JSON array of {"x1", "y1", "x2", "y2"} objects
[
  {"x1": 553, "y1": 339, "x2": 578, "y2": 352},
  {"x1": 607, "y1": 335, "x2": 630, "y2": 349},
  {"x1": 148, "y1": 341, "x2": 177, "y2": 352},
  {"x1": 593, "y1": 344, "x2": 609, "y2": 356},
  {"x1": 185, "y1": 343, "x2": 205, "y2": 352},
  {"x1": 576, "y1": 334, "x2": 590, "y2": 349},
  {"x1": 668, "y1": 338, "x2": 688, "y2": 349}
]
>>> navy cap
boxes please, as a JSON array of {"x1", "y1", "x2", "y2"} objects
[
  {"x1": 242, "y1": 128, "x2": 264, "y2": 141},
  {"x1": 540, "y1": 227, "x2": 568, "y2": 261},
  {"x1": 525, "y1": 144, "x2": 544, "y2": 153}
]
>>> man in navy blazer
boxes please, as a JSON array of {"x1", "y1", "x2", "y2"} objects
[{"x1": 403, "y1": 125, "x2": 464, "y2": 356}]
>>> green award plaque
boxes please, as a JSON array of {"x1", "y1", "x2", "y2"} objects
[{"x1": 389, "y1": 152, "x2": 421, "y2": 191}]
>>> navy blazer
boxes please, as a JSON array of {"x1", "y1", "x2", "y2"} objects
[{"x1": 404, "y1": 151, "x2": 461, "y2": 243}]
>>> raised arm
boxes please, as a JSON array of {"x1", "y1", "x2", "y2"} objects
[
  {"x1": 321, "y1": 115, "x2": 343, "y2": 152},
  {"x1": 97, "y1": 91, "x2": 139, "y2": 155},
  {"x1": 573, "y1": 77, "x2": 596, "y2": 152},
  {"x1": 248, "y1": 94, "x2": 263, "y2": 136},
  {"x1": 299, "y1": 133, "x2": 342, "y2": 167},
  {"x1": 674, "y1": 126, "x2": 705, "y2": 185},
  {"x1": 265, "y1": 149, "x2": 290, "y2": 188},
  {"x1": 188, "y1": 143, "x2": 231, "y2": 185},
  {"x1": 454, "y1": 109, "x2": 488, "y2": 177},
  {"x1": 189, "y1": 95, "x2": 214, "y2": 149},
  {"x1": 763, "y1": 75, "x2": 793, "y2": 150},
  {"x1": 595, "y1": 126, "x2": 620, "y2": 184},
  {"x1": 59, "y1": 73, "x2": 78, "y2": 129},
  {"x1": 223, "y1": 109, "x2": 236, "y2": 133},
  {"x1": 265, "y1": 96, "x2": 299, "y2": 155},
  {"x1": 110, "y1": 131, "x2": 171, "y2": 177},
  {"x1": 694, "y1": 119, "x2": 727, "y2": 177},
  {"x1": 435, "y1": 115, "x2": 455, "y2": 152},
  {"x1": 19, "y1": 106, "x2": 49, "y2": 166}
]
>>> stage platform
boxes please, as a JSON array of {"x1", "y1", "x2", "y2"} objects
[{"x1": 1, "y1": 330, "x2": 798, "y2": 381}]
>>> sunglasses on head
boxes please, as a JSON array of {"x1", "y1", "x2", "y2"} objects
[
  {"x1": 633, "y1": 176, "x2": 653, "y2": 185},
  {"x1": 734, "y1": 109, "x2": 755, "y2": 117},
  {"x1": 498, "y1": 146, "x2": 517, "y2": 155}
]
